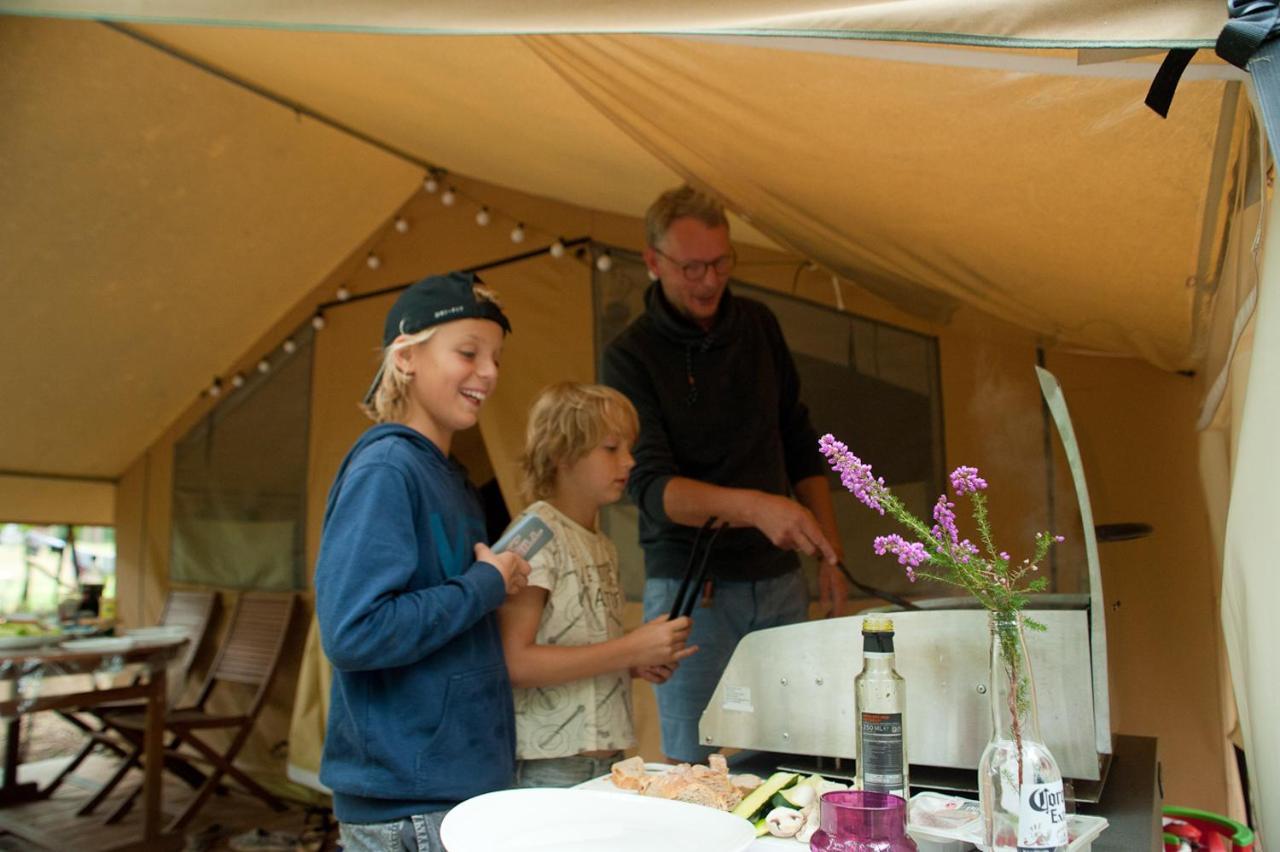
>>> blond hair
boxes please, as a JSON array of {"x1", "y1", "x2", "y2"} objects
[
  {"x1": 519, "y1": 383, "x2": 639, "y2": 502},
  {"x1": 645, "y1": 185, "x2": 729, "y2": 248},
  {"x1": 361, "y1": 284, "x2": 504, "y2": 424}
]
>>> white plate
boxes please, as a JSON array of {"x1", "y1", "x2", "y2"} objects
[
  {"x1": 0, "y1": 633, "x2": 60, "y2": 651},
  {"x1": 60, "y1": 637, "x2": 135, "y2": 653},
  {"x1": 125, "y1": 626, "x2": 189, "y2": 644},
  {"x1": 441, "y1": 788, "x2": 757, "y2": 852}
]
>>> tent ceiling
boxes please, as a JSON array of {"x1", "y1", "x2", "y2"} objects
[
  {"x1": 0, "y1": 18, "x2": 421, "y2": 479},
  {"x1": 1, "y1": 1, "x2": 1226, "y2": 45},
  {"x1": 0, "y1": 9, "x2": 1246, "y2": 483}
]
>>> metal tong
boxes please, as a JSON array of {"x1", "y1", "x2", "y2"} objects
[
  {"x1": 834, "y1": 559, "x2": 920, "y2": 611},
  {"x1": 668, "y1": 517, "x2": 728, "y2": 620}
]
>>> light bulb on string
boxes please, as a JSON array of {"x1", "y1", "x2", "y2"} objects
[
  {"x1": 595, "y1": 252, "x2": 613, "y2": 272},
  {"x1": 257, "y1": 359, "x2": 271, "y2": 374},
  {"x1": 365, "y1": 253, "x2": 381, "y2": 270},
  {"x1": 510, "y1": 223, "x2": 526, "y2": 244},
  {"x1": 394, "y1": 216, "x2": 410, "y2": 234},
  {"x1": 549, "y1": 239, "x2": 566, "y2": 259},
  {"x1": 283, "y1": 339, "x2": 298, "y2": 355},
  {"x1": 312, "y1": 314, "x2": 326, "y2": 331},
  {"x1": 208, "y1": 378, "x2": 223, "y2": 398},
  {"x1": 423, "y1": 174, "x2": 439, "y2": 194},
  {"x1": 475, "y1": 207, "x2": 491, "y2": 227},
  {"x1": 231, "y1": 373, "x2": 246, "y2": 389},
  {"x1": 441, "y1": 187, "x2": 457, "y2": 207},
  {"x1": 336, "y1": 285, "x2": 351, "y2": 301}
]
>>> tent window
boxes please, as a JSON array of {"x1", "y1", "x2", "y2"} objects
[
  {"x1": 169, "y1": 329, "x2": 313, "y2": 590},
  {"x1": 594, "y1": 249, "x2": 946, "y2": 601}
]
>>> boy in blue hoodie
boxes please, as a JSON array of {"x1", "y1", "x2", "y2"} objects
[{"x1": 314, "y1": 272, "x2": 531, "y2": 852}]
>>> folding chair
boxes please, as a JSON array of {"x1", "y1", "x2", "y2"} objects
[
  {"x1": 84, "y1": 592, "x2": 298, "y2": 832},
  {"x1": 45, "y1": 588, "x2": 219, "y2": 799}
]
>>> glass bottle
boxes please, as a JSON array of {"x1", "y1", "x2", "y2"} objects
[
  {"x1": 854, "y1": 616, "x2": 908, "y2": 800},
  {"x1": 978, "y1": 611, "x2": 1068, "y2": 852}
]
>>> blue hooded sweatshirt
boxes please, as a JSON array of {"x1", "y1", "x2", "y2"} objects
[{"x1": 314, "y1": 423, "x2": 514, "y2": 823}]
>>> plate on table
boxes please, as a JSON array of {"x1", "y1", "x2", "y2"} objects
[
  {"x1": 125, "y1": 626, "x2": 189, "y2": 645},
  {"x1": 441, "y1": 788, "x2": 756, "y2": 852},
  {"x1": 0, "y1": 633, "x2": 61, "y2": 651},
  {"x1": 60, "y1": 637, "x2": 135, "y2": 653}
]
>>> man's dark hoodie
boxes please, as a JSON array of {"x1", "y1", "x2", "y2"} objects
[{"x1": 602, "y1": 283, "x2": 827, "y2": 582}]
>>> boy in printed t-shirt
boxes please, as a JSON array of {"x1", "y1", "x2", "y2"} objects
[{"x1": 498, "y1": 382, "x2": 697, "y2": 787}]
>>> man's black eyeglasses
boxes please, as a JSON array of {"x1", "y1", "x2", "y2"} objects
[{"x1": 652, "y1": 247, "x2": 737, "y2": 282}]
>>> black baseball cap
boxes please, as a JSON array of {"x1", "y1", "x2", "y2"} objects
[{"x1": 363, "y1": 271, "x2": 512, "y2": 405}]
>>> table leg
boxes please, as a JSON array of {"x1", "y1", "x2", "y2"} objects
[
  {"x1": 0, "y1": 716, "x2": 40, "y2": 805},
  {"x1": 141, "y1": 664, "x2": 165, "y2": 841}
]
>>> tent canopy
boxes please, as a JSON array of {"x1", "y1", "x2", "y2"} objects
[{"x1": 0, "y1": 3, "x2": 1248, "y2": 492}]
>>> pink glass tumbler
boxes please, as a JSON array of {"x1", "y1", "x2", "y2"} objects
[{"x1": 809, "y1": 790, "x2": 918, "y2": 852}]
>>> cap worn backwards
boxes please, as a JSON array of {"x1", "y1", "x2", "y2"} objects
[{"x1": 363, "y1": 270, "x2": 512, "y2": 405}]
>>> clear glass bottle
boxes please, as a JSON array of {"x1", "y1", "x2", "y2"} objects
[
  {"x1": 854, "y1": 616, "x2": 908, "y2": 799},
  {"x1": 978, "y1": 611, "x2": 1069, "y2": 852}
]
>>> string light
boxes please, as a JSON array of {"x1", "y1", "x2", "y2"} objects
[{"x1": 200, "y1": 164, "x2": 600, "y2": 402}]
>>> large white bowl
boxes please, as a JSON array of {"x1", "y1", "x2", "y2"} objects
[{"x1": 441, "y1": 787, "x2": 756, "y2": 852}]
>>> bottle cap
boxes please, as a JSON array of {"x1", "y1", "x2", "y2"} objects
[{"x1": 862, "y1": 616, "x2": 894, "y2": 633}]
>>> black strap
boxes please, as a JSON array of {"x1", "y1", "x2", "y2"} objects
[{"x1": 1145, "y1": 48, "x2": 1198, "y2": 118}]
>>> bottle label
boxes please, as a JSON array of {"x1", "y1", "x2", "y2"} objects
[
  {"x1": 859, "y1": 712, "x2": 904, "y2": 791},
  {"x1": 1017, "y1": 781, "x2": 1068, "y2": 850}
]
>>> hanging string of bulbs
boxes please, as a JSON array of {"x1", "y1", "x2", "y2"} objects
[{"x1": 203, "y1": 168, "x2": 608, "y2": 400}]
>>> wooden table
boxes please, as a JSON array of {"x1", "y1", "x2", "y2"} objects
[{"x1": 0, "y1": 639, "x2": 187, "y2": 851}]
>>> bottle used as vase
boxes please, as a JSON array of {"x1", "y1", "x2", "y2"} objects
[{"x1": 978, "y1": 611, "x2": 1068, "y2": 852}]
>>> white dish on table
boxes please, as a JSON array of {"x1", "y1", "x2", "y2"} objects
[
  {"x1": 441, "y1": 787, "x2": 756, "y2": 852},
  {"x1": 0, "y1": 633, "x2": 61, "y2": 651},
  {"x1": 60, "y1": 637, "x2": 135, "y2": 653},
  {"x1": 125, "y1": 626, "x2": 189, "y2": 645}
]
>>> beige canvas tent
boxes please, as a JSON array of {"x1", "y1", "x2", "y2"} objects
[{"x1": 1, "y1": 1, "x2": 1276, "y2": 842}]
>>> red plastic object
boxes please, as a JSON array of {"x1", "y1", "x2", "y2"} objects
[{"x1": 1163, "y1": 805, "x2": 1255, "y2": 852}]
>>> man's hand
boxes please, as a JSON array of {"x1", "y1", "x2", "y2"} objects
[
  {"x1": 631, "y1": 663, "x2": 677, "y2": 684},
  {"x1": 747, "y1": 493, "x2": 838, "y2": 564},
  {"x1": 474, "y1": 542, "x2": 531, "y2": 596},
  {"x1": 818, "y1": 560, "x2": 849, "y2": 617}
]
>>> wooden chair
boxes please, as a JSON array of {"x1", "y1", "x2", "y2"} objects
[
  {"x1": 83, "y1": 592, "x2": 298, "y2": 833},
  {"x1": 45, "y1": 588, "x2": 219, "y2": 798}
]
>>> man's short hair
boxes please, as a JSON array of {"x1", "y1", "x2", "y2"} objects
[
  {"x1": 519, "y1": 382, "x2": 639, "y2": 502},
  {"x1": 645, "y1": 185, "x2": 729, "y2": 248}
]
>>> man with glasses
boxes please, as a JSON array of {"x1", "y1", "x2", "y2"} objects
[{"x1": 602, "y1": 185, "x2": 848, "y2": 764}]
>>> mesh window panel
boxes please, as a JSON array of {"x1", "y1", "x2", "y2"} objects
[{"x1": 170, "y1": 329, "x2": 313, "y2": 590}]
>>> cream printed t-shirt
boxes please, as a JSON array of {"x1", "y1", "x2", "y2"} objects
[{"x1": 511, "y1": 501, "x2": 633, "y2": 759}]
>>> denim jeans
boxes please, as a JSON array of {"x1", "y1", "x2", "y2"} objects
[
  {"x1": 515, "y1": 750, "x2": 627, "y2": 788},
  {"x1": 642, "y1": 569, "x2": 808, "y2": 763},
  {"x1": 339, "y1": 811, "x2": 448, "y2": 852}
]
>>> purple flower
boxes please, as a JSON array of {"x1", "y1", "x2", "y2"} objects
[
  {"x1": 819, "y1": 434, "x2": 886, "y2": 514},
  {"x1": 999, "y1": 551, "x2": 1010, "y2": 561},
  {"x1": 949, "y1": 465, "x2": 988, "y2": 495},
  {"x1": 954, "y1": 539, "x2": 979, "y2": 564},
  {"x1": 931, "y1": 495, "x2": 959, "y2": 545},
  {"x1": 873, "y1": 533, "x2": 929, "y2": 581},
  {"x1": 1053, "y1": 535, "x2": 1065, "y2": 543}
]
